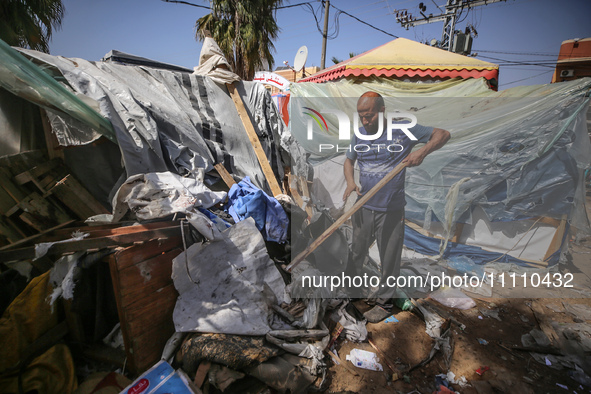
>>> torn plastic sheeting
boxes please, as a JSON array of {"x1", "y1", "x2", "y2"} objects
[
  {"x1": 13, "y1": 48, "x2": 290, "y2": 195},
  {"x1": 110, "y1": 171, "x2": 227, "y2": 222},
  {"x1": 226, "y1": 176, "x2": 289, "y2": 243},
  {"x1": 0, "y1": 39, "x2": 115, "y2": 143},
  {"x1": 172, "y1": 218, "x2": 287, "y2": 335}
]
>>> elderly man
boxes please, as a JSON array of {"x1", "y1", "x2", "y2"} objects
[{"x1": 343, "y1": 91, "x2": 450, "y2": 299}]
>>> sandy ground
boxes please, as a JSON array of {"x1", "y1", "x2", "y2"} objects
[{"x1": 324, "y1": 197, "x2": 591, "y2": 394}]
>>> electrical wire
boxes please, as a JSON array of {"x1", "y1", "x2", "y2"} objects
[
  {"x1": 502, "y1": 70, "x2": 554, "y2": 87},
  {"x1": 329, "y1": 3, "x2": 399, "y2": 38},
  {"x1": 160, "y1": 0, "x2": 210, "y2": 10}
]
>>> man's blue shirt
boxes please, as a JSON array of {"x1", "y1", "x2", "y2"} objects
[{"x1": 346, "y1": 121, "x2": 433, "y2": 211}]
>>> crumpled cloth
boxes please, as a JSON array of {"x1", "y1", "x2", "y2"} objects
[
  {"x1": 193, "y1": 37, "x2": 241, "y2": 85},
  {"x1": 226, "y1": 176, "x2": 289, "y2": 243}
]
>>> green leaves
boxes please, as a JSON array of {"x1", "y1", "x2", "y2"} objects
[
  {"x1": 0, "y1": 0, "x2": 65, "y2": 53},
  {"x1": 195, "y1": 0, "x2": 282, "y2": 80}
]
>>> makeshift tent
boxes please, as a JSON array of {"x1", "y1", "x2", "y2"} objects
[
  {"x1": 289, "y1": 76, "x2": 591, "y2": 267},
  {"x1": 0, "y1": 39, "x2": 295, "y2": 204},
  {"x1": 300, "y1": 37, "x2": 498, "y2": 85}
]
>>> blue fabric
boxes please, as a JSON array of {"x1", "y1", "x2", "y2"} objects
[
  {"x1": 346, "y1": 122, "x2": 433, "y2": 211},
  {"x1": 197, "y1": 207, "x2": 231, "y2": 229},
  {"x1": 404, "y1": 224, "x2": 564, "y2": 266},
  {"x1": 226, "y1": 176, "x2": 289, "y2": 243}
]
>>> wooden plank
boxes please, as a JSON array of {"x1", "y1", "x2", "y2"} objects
[
  {"x1": 286, "y1": 162, "x2": 407, "y2": 272},
  {"x1": 0, "y1": 150, "x2": 47, "y2": 177},
  {"x1": 118, "y1": 249, "x2": 181, "y2": 306},
  {"x1": 110, "y1": 236, "x2": 183, "y2": 271},
  {"x1": 0, "y1": 219, "x2": 76, "y2": 251},
  {"x1": 543, "y1": 215, "x2": 567, "y2": 261},
  {"x1": 288, "y1": 175, "x2": 306, "y2": 211},
  {"x1": 107, "y1": 253, "x2": 131, "y2": 370},
  {"x1": 50, "y1": 174, "x2": 110, "y2": 219},
  {"x1": 123, "y1": 284, "x2": 178, "y2": 334},
  {"x1": 451, "y1": 222, "x2": 465, "y2": 243},
  {"x1": 38, "y1": 220, "x2": 179, "y2": 244},
  {"x1": 0, "y1": 216, "x2": 26, "y2": 244},
  {"x1": 297, "y1": 176, "x2": 314, "y2": 218},
  {"x1": 0, "y1": 168, "x2": 27, "y2": 204},
  {"x1": 0, "y1": 225, "x2": 182, "y2": 262},
  {"x1": 17, "y1": 191, "x2": 73, "y2": 230},
  {"x1": 213, "y1": 163, "x2": 236, "y2": 188},
  {"x1": 226, "y1": 83, "x2": 282, "y2": 197},
  {"x1": 129, "y1": 319, "x2": 176, "y2": 373},
  {"x1": 14, "y1": 159, "x2": 61, "y2": 187},
  {"x1": 194, "y1": 361, "x2": 211, "y2": 388}
]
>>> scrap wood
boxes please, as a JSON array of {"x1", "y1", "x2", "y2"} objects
[
  {"x1": 194, "y1": 361, "x2": 211, "y2": 388},
  {"x1": 0, "y1": 222, "x2": 182, "y2": 262},
  {"x1": 213, "y1": 163, "x2": 236, "y2": 189},
  {"x1": 286, "y1": 162, "x2": 407, "y2": 272},
  {"x1": 0, "y1": 219, "x2": 75, "y2": 251},
  {"x1": 226, "y1": 83, "x2": 283, "y2": 197}
]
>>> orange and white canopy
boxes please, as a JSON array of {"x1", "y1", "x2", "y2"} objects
[{"x1": 300, "y1": 37, "x2": 498, "y2": 83}]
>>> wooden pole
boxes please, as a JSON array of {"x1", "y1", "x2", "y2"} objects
[
  {"x1": 286, "y1": 162, "x2": 407, "y2": 272},
  {"x1": 226, "y1": 83, "x2": 283, "y2": 197}
]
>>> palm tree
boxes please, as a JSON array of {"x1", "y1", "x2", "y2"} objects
[
  {"x1": 0, "y1": 0, "x2": 65, "y2": 53},
  {"x1": 195, "y1": 0, "x2": 282, "y2": 80}
]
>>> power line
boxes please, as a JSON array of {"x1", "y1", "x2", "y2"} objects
[
  {"x1": 473, "y1": 49, "x2": 557, "y2": 57},
  {"x1": 160, "y1": 0, "x2": 210, "y2": 10},
  {"x1": 329, "y1": 3, "x2": 399, "y2": 38},
  {"x1": 502, "y1": 70, "x2": 554, "y2": 87},
  {"x1": 476, "y1": 54, "x2": 557, "y2": 68}
]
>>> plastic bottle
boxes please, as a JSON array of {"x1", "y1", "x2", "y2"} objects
[{"x1": 346, "y1": 349, "x2": 383, "y2": 371}]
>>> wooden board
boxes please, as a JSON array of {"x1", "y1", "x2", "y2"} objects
[
  {"x1": 226, "y1": 83, "x2": 282, "y2": 197},
  {"x1": 214, "y1": 163, "x2": 236, "y2": 188},
  {"x1": 50, "y1": 174, "x2": 110, "y2": 219},
  {"x1": 108, "y1": 237, "x2": 183, "y2": 373},
  {"x1": 0, "y1": 223, "x2": 182, "y2": 262}
]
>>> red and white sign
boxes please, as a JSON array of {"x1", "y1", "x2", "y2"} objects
[{"x1": 253, "y1": 71, "x2": 291, "y2": 90}]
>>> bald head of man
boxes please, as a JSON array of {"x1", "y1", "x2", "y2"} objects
[{"x1": 357, "y1": 92, "x2": 385, "y2": 134}]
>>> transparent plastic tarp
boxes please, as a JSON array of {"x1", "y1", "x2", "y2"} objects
[
  {"x1": 0, "y1": 39, "x2": 115, "y2": 143},
  {"x1": 288, "y1": 77, "x2": 591, "y2": 299}
]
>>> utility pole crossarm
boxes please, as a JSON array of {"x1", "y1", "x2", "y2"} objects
[{"x1": 396, "y1": 0, "x2": 508, "y2": 51}]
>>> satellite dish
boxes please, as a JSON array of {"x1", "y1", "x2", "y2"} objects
[{"x1": 293, "y1": 46, "x2": 308, "y2": 72}]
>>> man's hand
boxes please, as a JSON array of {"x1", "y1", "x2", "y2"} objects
[
  {"x1": 402, "y1": 128, "x2": 450, "y2": 168},
  {"x1": 343, "y1": 182, "x2": 361, "y2": 201},
  {"x1": 402, "y1": 150, "x2": 426, "y2": 167}
]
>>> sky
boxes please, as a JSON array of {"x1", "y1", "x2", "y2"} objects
[{"x1": 48, "y1": 0, "x2": 591, "y2": 90}]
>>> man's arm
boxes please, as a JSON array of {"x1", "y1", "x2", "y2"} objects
[
  {"x1": 343, "y1": 157, "x2": 361, "y2": 201},
  {"x1": 402, "y1": 128, "x2": 451, "y2": 167}
]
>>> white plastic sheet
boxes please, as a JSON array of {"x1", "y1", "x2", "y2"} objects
[{"x1": 171, "y1": 218, "x2": 287, "y2": 335}]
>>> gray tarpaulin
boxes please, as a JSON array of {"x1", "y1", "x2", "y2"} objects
[
  {"x1": 11, "y1": 47, "x2": 291, "y2": 195},
  {"x1": 171, "y1": 218, "x2": 288, "y2": 335}
]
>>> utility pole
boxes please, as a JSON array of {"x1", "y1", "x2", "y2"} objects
[
  {"x1": 396, "y1": 0, "x2": 507, "y2": 52},
  {"x1": 320, "y1": 0, "x2": 330, "y2": 69}
]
